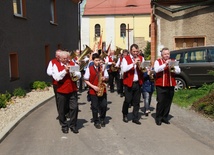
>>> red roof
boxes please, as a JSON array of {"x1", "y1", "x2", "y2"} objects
[{"x1": 83, "y1": 0, "x2": 152, "y2": 16}]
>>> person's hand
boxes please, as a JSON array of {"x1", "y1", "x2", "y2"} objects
[{"x1": 134, "y1": 57, "x2": 140, "y2": 65}]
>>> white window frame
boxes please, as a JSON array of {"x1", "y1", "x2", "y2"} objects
[{"x1": 13, "y1": 0, "x2": 23, "y2": 17}]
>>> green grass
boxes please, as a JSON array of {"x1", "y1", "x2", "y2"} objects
[
  {"x1": 173, "y1": 83, "x2": 214, "y2": 119},
  {"x1": 173, "y1": 83, "x2": 214, "y2": 108}
]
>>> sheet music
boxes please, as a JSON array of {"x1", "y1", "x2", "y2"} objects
[
  {"x1": 69, "y1": 65, "x2": 80, "y2": 72},
  {"x1": 140, "y1": 61, "x2": 150, "y2": 68},
  {"x1": 168, "y1": 61, "x2": 179, "y2": 67}
]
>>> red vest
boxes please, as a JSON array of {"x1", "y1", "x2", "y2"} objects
[
  {"x1": 123, "y1": 55, "x2": 143, "y2": 87},
  {"x1": 155, "y1": 59, "x2": 176, "y2": 87},
  {"x1": 56, "y1": 61, "x2": 77, "y2": 94},
  {"x1": 108, "y1": 55, "x2": 114, "y2": 72},
  {"x1": 51, "y1": 58, "x2": 59, "y2": 85},
  {"x1": 88, "y1": 65, "x2": 106, "y2": 95}
]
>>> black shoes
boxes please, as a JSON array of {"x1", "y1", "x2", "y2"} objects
[
  {"x1": 162, "y1": 119, "x2": 170, "y2": 124},
  {"x1": 145, "y1": 113, "x2": 149, "y2": 117},
  {"x1": 100, "y1": 121, "x2": 106, "y2": 127},
  {"x1": 62, "y1": 127, "x2": 69, "y2": 134},
  {"x1": 132, "y1": 120, "x2": 141, "y2": 125},
  {"x1": 94, "y1": 123, "x2": 101, "y2": 129},
  {"x1": 70, "y1": 126, "x2": 79, "y2": 134},
  {"x1": 155, "y1": 119, "x2": 162, "y2": 126},
  {"x1": 123, "y1": 115, "x2": 128, "y2": 123}
]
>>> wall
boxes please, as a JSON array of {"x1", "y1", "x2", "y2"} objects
[
  {"x1": 155, "y1": 4, "x2": 214, "y2": 57},
  {"x1": 0, "y1": 0, "x2": 79, "y2": 93}
]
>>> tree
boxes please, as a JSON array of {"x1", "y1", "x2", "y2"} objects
[{"x1": 144, "y1": 41, "x2": 151, "y2": 60}]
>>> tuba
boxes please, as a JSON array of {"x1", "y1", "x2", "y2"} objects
[{"x1": 78, "y1": 45, "x2": 93, "y2": 71}]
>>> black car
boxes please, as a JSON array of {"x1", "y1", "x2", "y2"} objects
[{"x1": 170, "y1": 46, "x2": 214, "y2": 91}]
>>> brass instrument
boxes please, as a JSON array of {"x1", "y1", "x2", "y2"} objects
[
  {"x1": 97, "y1": 65, "x2": 106, "y2": 97},
  {"x1": 110, "y1": 46, "x2": 123, "y2": 72},
  {"x1": 168, "y1": 60, "x2": 179, "y2": 73},
  {"x1": 77, "y1": 45, "x2": 93, "y2": 71},
  {"x1": 70, "y1": 51, "x2": 77, "y2": 59},
  {"x1": 77, "y1": 45, "x2": 93, "y2": 62},
  {"x1": 148, "y1": 70, "x2": 155, "y2": 82},
  {"x1": 100, "y1": 51, "x2": 107, "y2": 60}
]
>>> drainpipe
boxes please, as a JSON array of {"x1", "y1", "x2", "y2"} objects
[{"x1": 78, "y1": 0, "x2": 83, "y2": 51}]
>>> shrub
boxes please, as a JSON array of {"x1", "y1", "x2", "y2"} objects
[
  {"x1": 0, "y1": 91, "x2": 12, "y2": 108},
  {"x1": 13, "y1": 87, "x2": 27, "y2": 97},
  {"x1": 32, "y1": 81, "x2": 48, "y2": 90}
]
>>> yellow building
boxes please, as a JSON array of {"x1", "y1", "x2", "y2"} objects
[{"x1": 81, "y1": 0, "x2": 151, "y2": 51}]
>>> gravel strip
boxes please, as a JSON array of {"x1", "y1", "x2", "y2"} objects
[{"x1": 0, "y1": 87, "x2": 54, "y2": 137}]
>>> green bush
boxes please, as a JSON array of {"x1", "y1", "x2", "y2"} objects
[
  {"x1": 13, "y1": 87, "x2": 27, "y2": 97},
  {"x1": 0, "y1": 91, "x2": 12, "y2": 108},
  {"x1": 32, "y1": 81, "x2": 48, "y2": 90}
]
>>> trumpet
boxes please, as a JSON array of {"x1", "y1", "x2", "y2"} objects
[{"x1": 168, "y1": 60, "x2": 179, "y2": 73}]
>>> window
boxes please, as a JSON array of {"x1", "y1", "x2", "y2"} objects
[
  {"x1": 9, "y1": 53, "x2": 19, "y2": 81},
  {"x1": 95, "y1": 24, "x2": 100, "y2": 37},
  {"x1": 120, "y1": 23, "x2": 126, "y2": 37},
  {"x1": 45, "y1": 45, "x2": 50, "y2": 67},
  {"x1": 185, "y1": 50, "x2": 206, "y2": 63},
  {"x1": 50, "y1": 0, "x2": 57, "y2": 24},
  {"x1": 13, "y1": 0, "x2": 26, "y2": 17},
  {"x1": 175, "y1": 37, "x2": 205, "y2": 50}
]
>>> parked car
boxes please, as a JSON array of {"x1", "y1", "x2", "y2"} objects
[{"x1": 170, "y1": 46, "x2": 214, "y2": 91}]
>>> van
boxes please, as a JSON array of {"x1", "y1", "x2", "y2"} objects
[{"x1": 170, "y1": 46, "x2": 214, "y2": 91}]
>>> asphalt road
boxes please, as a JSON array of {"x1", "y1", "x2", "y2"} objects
[{"x1": 0, "y1": 90, "x2": 214, "y2": 155}]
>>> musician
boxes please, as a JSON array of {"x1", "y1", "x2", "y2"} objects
[
  {"x1": 154, "y1": 47, "x2": 181, "y2": 125},
  {"x1": 105, "y1": 50, "x2": 120, "y2": 93},
  {"x1": 52, "y1": 51, "x2": 81, "y2": 134},
  {"x1": 84, "y1": 53, "x2": 109, "y2": 129},
  {"x1": 115, "y1": 49, "x2": 129, "y2": 97},
  {"x1": 121, "y1": 44, "x2": 144, "y2": 125},
  {"x1": 46, "y1": 49, "x2": 61, "y2": 119}
]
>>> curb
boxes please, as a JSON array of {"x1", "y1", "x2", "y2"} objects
[{"x1": 0, "y1": 95, "x2": 54, "y2": 143}]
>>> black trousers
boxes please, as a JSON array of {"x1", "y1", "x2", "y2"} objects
[
  {"x1": 108, "y1": 71, "x2": 119, "y2": 92},
  {"x1": 118, "y1": 79, "x2": 124, "y2": 94},
  {"x1": 57, "y1": 92, "x2": 78, "y2": 129},
  {"x1": 156, "y1": 86, "x2": 174, "y2": 121},
  {"x1": 53, "y1": 84, "x2": 59, "y2": 116},
  {"x1": 90, "y1": 93, "x2": 107, "y2": 124},
  {"x1": 122, "y1": 82, "x2": 141, "y2": 121}
]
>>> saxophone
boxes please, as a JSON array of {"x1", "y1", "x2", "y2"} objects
[{"x1": 97, "y1": 66, "x2": 106, "y2": 97}]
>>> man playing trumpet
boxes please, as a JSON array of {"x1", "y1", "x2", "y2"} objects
[
  {"x1": 154, "y1": 47, "x2": 180, "y2": 126},
  {"x1": 121, "y1": 44, "x2": 144, "y2": 125},
  {"x1": 52, "y1": 51, "x2": 81, "y2": 134}
]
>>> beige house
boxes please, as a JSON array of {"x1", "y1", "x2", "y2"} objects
[
  {"x1": 150, "y1": 0, "x2": 214, "y2": 60},
  {"x1": 81, "y1": 0, "x2": 151, "y2": 51}
]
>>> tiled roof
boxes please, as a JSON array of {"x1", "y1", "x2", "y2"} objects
[{"x1": 83, "y1": 0, "x2": 152, "y2": 16}]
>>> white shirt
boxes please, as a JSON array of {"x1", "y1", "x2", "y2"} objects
[
  {"x1": 154, "y1": 59, "x2": 181, "y2": 74},
  {"x1": 84, "y1": 64, "x2": 109, "y2": 80},
  {"x1": 121, "y1": 55, "x2": 144, "y2": 82},
  {"x1": 46, "y1": 60, "x2": 54, "y2": 76},
  {"x1": 52, "y1": 62, "x2": 81, "y2": 81}
]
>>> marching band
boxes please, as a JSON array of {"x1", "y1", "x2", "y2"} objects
[{"x1": 47, "y1": 45, "x2": 181, "y2": 133}]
